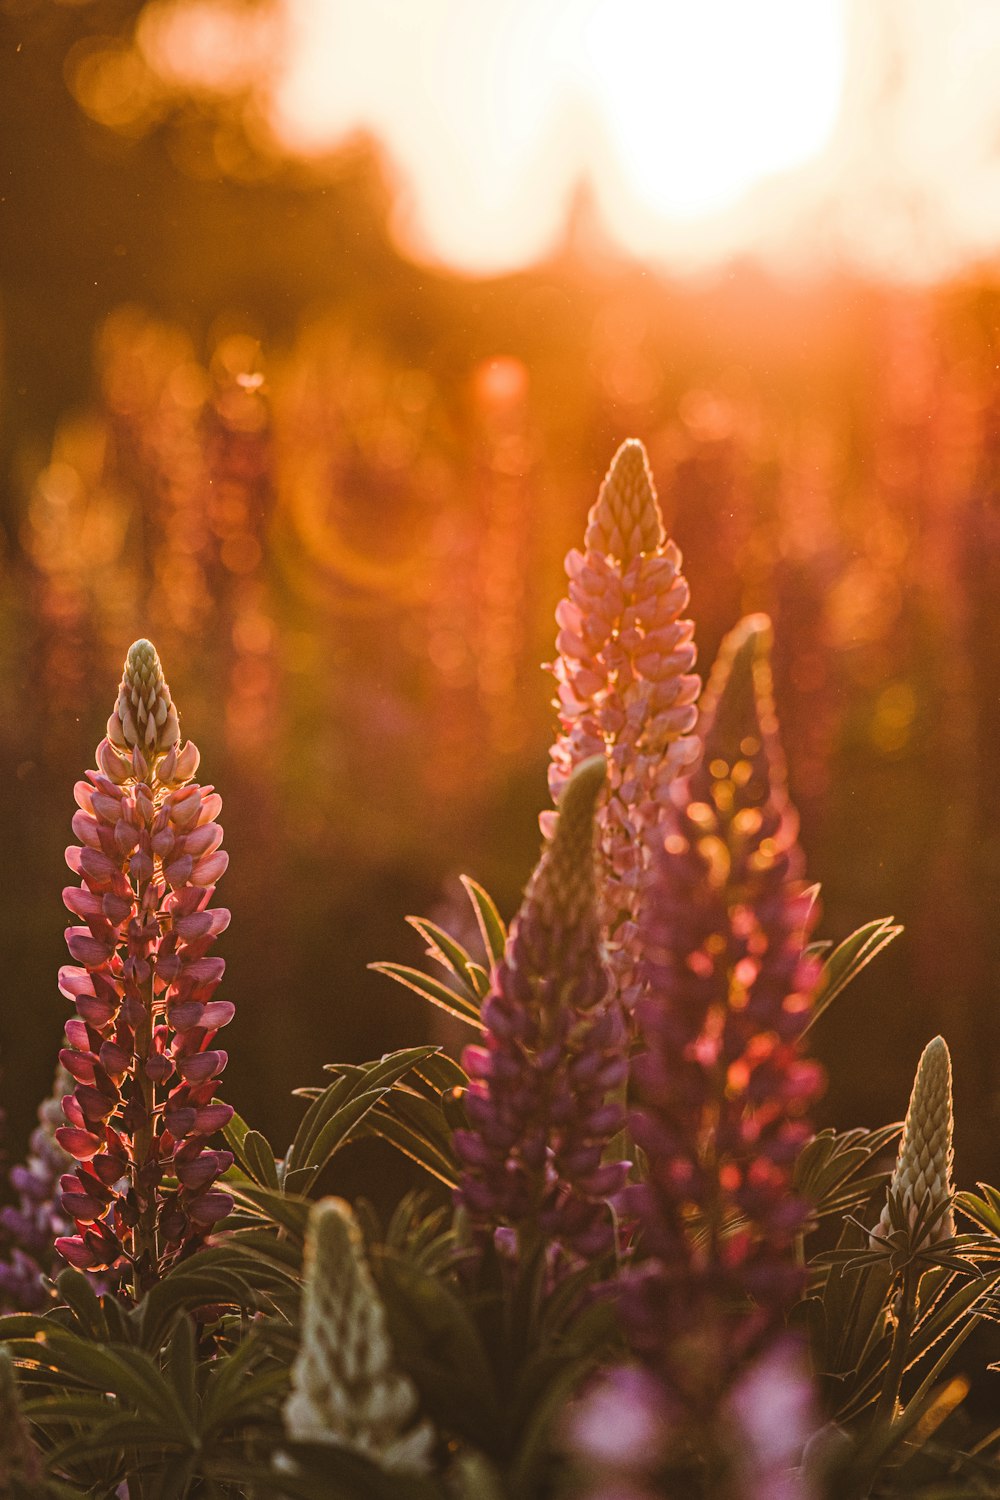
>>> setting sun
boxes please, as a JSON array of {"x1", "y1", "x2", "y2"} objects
[{"x1": 581, "y1": 0, "x2": 843, "y2": 220}]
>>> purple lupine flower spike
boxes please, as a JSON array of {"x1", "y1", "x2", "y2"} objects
[
  {"x1": 547, "y1": 439, "x2": 701, "y2": 1011},
  {"x1": 54, "y1": 640, "x2": 234, "y2": 1294},
  {"x1": 455, "y1": 755, "x2": 629, "y2": 1269},
  {"x1": 624, "y1": 615, "x2": 823, "y2": 1400},
  {"x1": 0, "y1": 1065, "x2": 75, "y2": 1311}
]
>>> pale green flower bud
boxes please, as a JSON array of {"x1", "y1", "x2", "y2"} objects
[
  {"x1": 283, "y1": 1198, "x2": 434, "y2": 1474},
  {"x1": 107, "y1": 639, "x2": 180, "y2": 759},
  {"x1": 877, "y1": 1035, "x2": 955, "y2": 1247}
]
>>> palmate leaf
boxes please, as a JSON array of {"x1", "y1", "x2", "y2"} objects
[
  {"x1": 845, "y1": 1270, "x2": 1000, "y2": 1485},
  {"x1": 955, "y1": 1182, "x2": 1000, "y2": 1239},
  {"x1": 360, "y1": 1054, "x2": 467, "y2": 1188},
  {"x1": 223, "y1": 1175, "x2": 313, "y2": 1241},
  {"x1": 10, "y1": 1326, "x2": 193, "y2": 1433},
  {"x1": 371, "y1": 875, "x2": 509, "y2": 1034},
  {"x1": 408, "y1": 917, "x2": 490, "y2": 1000},
  {"x1": 363, "y1": 1097, "x2": 460, "y2": 1189},
  {"x1": 21, "y1": 1318, "x2": 290, "y2": 1493},
  {"x1": 136, "y1": 1247, "x2": 262, "y2": 1348},
  {"x1": 804, "y1": 916, "x2": 903, "y2": 1034},
  {"x1": 199, "y1": 1326, "x2": 286, "y2": 1433},
  {"x1": 382, "y1": 1195, "x2": 454, "y2": 1274},
  {"x1": 808, "y1": 1218, "x2": 894, "y2": 1415},
  {"x1": 284, "y1": 1091, "x2": 391, "y2": 1197},
  {"x1": 796, "y1": 1123, "x2": 902, "y2": 1221},
  {"x1": 910, "y1": 1264, "x2": 1000, "y2": 1359},
  {"x1": 277, "y1": 1047, "x2": 439, "y2": 1195}
]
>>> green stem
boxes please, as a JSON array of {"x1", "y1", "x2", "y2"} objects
[{"x1": 874, "y1": 1268, "x2": 916, "y2": 1427}]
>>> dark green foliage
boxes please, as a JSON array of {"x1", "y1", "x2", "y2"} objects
[{"x1": 4, "y1": 890, "x2": 999, "y2": 1498}]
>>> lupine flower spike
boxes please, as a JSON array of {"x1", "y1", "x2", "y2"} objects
[
  {"x1": 283, "y1": 1197, "x2": 435, "y2": 1474},
  {"x1": 55, "y1": 640, "x2": 234, "y2": 1294},
  {"x1": 625, "y1": 615, "x2": 823, "y2": 1400},
  {"x1": 0, "y1": 1064, "x2": 74, "y2": 1311},
  {"x1": 873, "y1": 1035, "x2": 955, "y2": 1256},
  {"x1": 455, "y1": 755, "x2": 629, "y2": 1269},
  {"x1": 547, "y1": 438, "x2": 701, "y2": 1011}
]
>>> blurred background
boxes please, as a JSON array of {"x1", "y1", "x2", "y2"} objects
[{"x1": 2, "y1": 0, "x2": 999, "y2": 1202}]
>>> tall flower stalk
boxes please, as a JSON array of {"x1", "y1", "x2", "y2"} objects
[
  {"x1": 547, "y1": 439, "x2": 701, "y2": 1011},
  {"x1": 454, "y1": 756, "x2": 629, "y2": 1268},
  {"x1": 624, "y1": 615, "x2": 823, "y2": 1405},
  {"x1": 55, "y1": 640, "x2": 234, "y2": 1296}
]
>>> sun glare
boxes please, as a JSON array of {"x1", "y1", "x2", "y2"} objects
[
  {"x1": 267, "y1": 0, "x2": 847, "y2": 273},
  {"x1": 581, "y1": 0, "x2": 843, "y2": 221}
]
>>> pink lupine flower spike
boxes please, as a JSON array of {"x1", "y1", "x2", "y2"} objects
[
  {"x1": 455, "y1": 755, "x2": 629, "y2": 1273},
  {"x1": 547, "y1": 439, "x2": 701, "y2": 1012},
  {"x1": 55, "y1": 640, "x2": 234, "y2": 1295},
  {"x1": 624, "y1": 615, "x2": 823, "y2": 1403}
]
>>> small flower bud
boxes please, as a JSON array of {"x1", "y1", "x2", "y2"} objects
[
  {"x1": 108, "y1": 639, "x2": 181, "y2": 759},
  {"x1": 283, "y1": 1198, "x2": 434, "y2": 1473},
  {"x1": 876, "y1": 1035, "x2": 955, "y2": 1248}
]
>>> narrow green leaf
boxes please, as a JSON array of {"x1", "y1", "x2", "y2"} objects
[
  {"x1": 412, "y1": 1052, "x2": 468, "y2": 1095},
  {"x1": 805, "y1": 918, "x2": 903, "y2": 1034},
  {"x1": 362, "y1": 1100, "x2": 460, "y2": 1188},
  {"x1": 286, "y1": 1088, "x2": 390, "y2": 1190},
  {"x1": 465, "y1": 962, "x2": 491, "y2": 999},
  {"x1": 408, "y1": 916, "x2": 479, "y2": 987},
  {"x1": 244, "y1": 1129, "x2": 281, "y2": 1190},
  {"x1": 200, "y1": 1329, "x2": 273, "y2": 1431},
  {"x1": 167, "y1": 1315, "x2": 197, "y2": 1421},
  {"x1": 336, "y1": 1045, "x2": 442, "y2": 1091},
  {"x1": 286, "y1": 1069, "x2": 363, "y2": 1175},
  {"x1": 221, "y1": 1228, "x2": 304, "y2": 1276},
  {"x1": 956, "y1": 1183, "x2": 1000, "y2": 1237},
  {"x1": 53, "y1": 1268, "x2": 108, "y2": 1341},
  {"x1": 222, "y1": 1109, "x2": 252, "y2": 1169},
  {"x1": 26, "y1": 1333, "x2": 190, "y2": 1431},
  {"x1": 460, "y1": 875, "x2": 507, "y2": 967},
  {"x1": 369, "y1": 962, "x2": 484, "y2": 1029},
  {"x1": 46, "y1": 1416, "x2": 188, "y2": 1470},
  {"x1": 224, "y1": 1178, "x2": 312, "y2": 1240},
  {"x1": 137, "y1": 1248, "x2": 261, "y2": 1347},
  {"x1": 912, "y1": 1268, "x2": 1000, "y2": 1357}
]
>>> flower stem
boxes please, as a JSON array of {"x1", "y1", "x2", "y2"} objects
[{"x1": 874, "y1": 1269, "x2": 917, "y2": 1427}]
